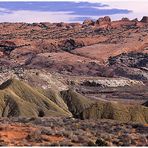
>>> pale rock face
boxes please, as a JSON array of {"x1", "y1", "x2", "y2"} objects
[
  {"x1": 82, "y1": 78, "x2": 144, "y2": 87},
  {"x1": 0, "y1": 69, "x2": 68, "y2": 91}
]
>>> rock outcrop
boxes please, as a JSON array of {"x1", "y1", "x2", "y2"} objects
[
  {"x1": 108, "y1": 52, "x2": 148, "y2": 80},
  {"x1": 140, "y1": 16, "x2": 148, "y2": 23},
  {"x1": 83, "y1": 19, "x2": 95, "y2": 26},
  {"x1": 96, "y1": 16, "x2": 111, "y2": 25}
]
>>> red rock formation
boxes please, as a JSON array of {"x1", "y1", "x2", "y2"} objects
[
  {"x1": 140, "y1": 16, "x2": 148, "y2": 23},
  {"x1": 96, "y1": 16, "x2": 111, "y2": 26},
  {"x1": 0, "y1": 16, "x2": 147, "y2": 77}
]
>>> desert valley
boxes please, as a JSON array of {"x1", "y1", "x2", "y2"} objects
[{"x1": 0, "y1": 16, "x2": 147, "y2": 146}]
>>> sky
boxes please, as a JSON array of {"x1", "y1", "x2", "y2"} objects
[{"x1": 0, "y1": 0, "x2": 147, "y2": 23}]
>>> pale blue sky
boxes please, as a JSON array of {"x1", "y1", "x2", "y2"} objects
[{"x1": 0, "y1": 0, "x2": 147, "y2": 23}]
